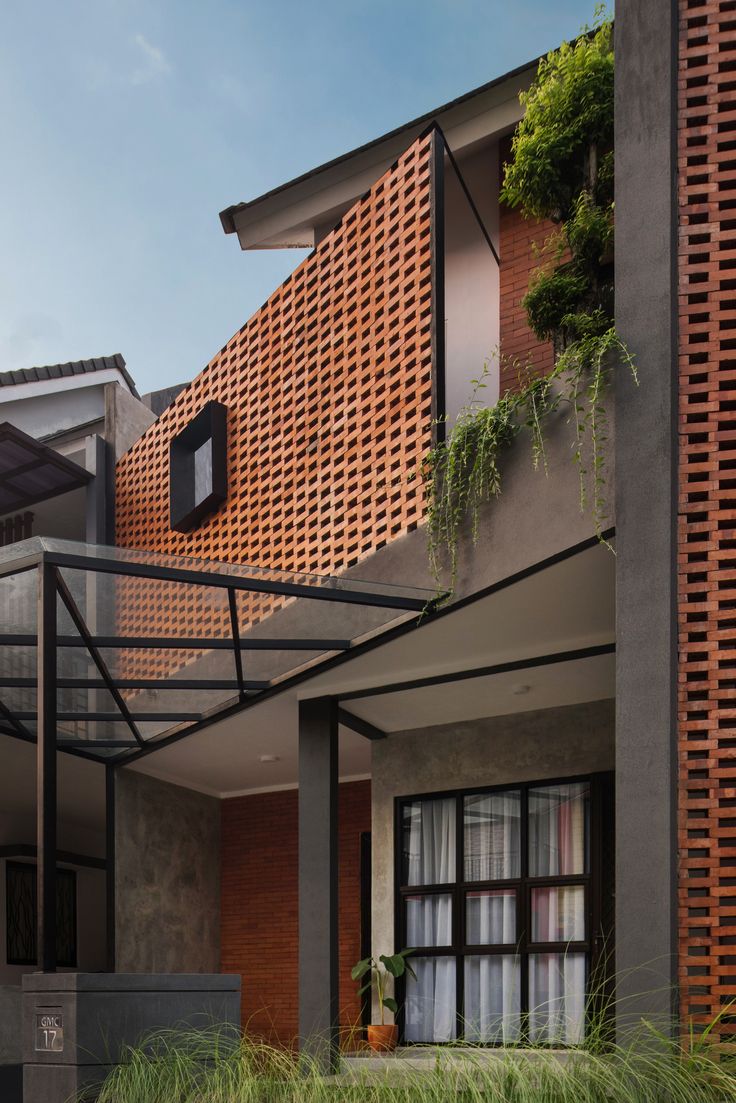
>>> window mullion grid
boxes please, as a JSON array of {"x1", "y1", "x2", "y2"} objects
[
  {"x1": 398, "y1": 779, "x2": 598, "y2": 1048},
  {"x1": 520, "y1": 785, "x2": 530, "y2": 1044},
  {"x1": 455, "y1": 794, "x2": 463, "y2": 1042}
]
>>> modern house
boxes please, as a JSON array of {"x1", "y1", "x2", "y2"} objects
[{"x1": 0, "y1": 0, "x2": 729, "y2": 1097}]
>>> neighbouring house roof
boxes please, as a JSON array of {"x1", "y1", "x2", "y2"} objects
[
  {"x1": 219, "y1": 53, "x2": 540, "y2": 250},
  {"x1": 0, "y1": 421, "x2": 92, "y2": 515},
  {"x1": 0, "y1": 354, "x2": 139, "y2": 399}
]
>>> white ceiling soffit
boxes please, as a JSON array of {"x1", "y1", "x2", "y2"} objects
[
  {"x1": 228, "y1": 70, "x2": 530, "y2": 251},
  {"x1": 132, "y1": 541, "x2": 615, "y2": 798}
]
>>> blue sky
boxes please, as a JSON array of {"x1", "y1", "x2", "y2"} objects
[{"x1": 0, "y1": 0, "x2": 601, "y2": 395}]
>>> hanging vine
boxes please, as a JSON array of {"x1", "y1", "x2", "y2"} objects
[{"x1": 425, "y1": 8, "x2": 636, "y2": 586}]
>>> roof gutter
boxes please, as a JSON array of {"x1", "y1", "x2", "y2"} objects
[{"x1": 218, "y1": 51, "x2": 541, "y2": 236}]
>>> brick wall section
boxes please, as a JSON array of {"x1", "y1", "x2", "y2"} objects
[
  {"x1": 115, "y1": 135, "x2": 434, "y2": 580},
  {"x1": 498, "y1": 203, "x2": 557, "y2": 391},
  {"x1": 220, "y1": 780, "x2": 370, "y2": 1045},
  {"x1": 677, "y1": 0, "x2": 736, "y2": 1036},
  {"x1": 498, "y1": 139, "x2": 556, "y2": 393}
]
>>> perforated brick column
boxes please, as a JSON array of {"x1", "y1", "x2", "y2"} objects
[{"x1": 678, "y1": 0, "x2": 736, "y2": 1037}]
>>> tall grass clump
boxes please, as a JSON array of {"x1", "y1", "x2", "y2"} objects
[{"x1": 88, "y1": 1014, "x2": 736, "y2": 1103}]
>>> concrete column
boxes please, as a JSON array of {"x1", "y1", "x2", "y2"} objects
[
  {"x1": 298, "y1": 697, "x2": 338, "y2": 1069},
  {"x1": 614, "y1": 0, "x2": 679, "y2": 1033}
]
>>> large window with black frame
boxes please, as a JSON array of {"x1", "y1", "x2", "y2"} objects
[{"x1": 395, "y1": 774, "x2": 613, "y2": 1046}]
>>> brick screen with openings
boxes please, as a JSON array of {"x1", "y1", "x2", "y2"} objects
[
  {"x1": 115, "y1": 134, "x2": 435, "y2": 581},
  {"x1": 678, "y1": 0, "x2": 736, "y2": 1039}
]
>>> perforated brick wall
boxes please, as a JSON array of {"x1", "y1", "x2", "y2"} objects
[
  {"x1": 220, "y1": 781, "x2": 370, "y2": 1044},
  {"x1": 115, "y1": 135, "x2": 434, "y2": 581},
  {"x1": 677, "y1": 0, "x2": 736, "y2": 1037}
]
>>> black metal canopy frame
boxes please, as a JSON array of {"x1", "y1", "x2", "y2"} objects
[
  {"x1": 0, "y1": 537, "x2": 437, "y2": 972},
  {"x1": 0, "y1": 538, "x2": 435, "y2": 764}
]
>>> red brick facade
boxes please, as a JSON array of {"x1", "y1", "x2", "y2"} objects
[
  {"x1": 220, "y1": 780, "x2": 370, "y2": 1044},
  {"x1": 498, "y1": 202, "x2": 556, "y2": 392},
  {"x1": 677, "y1": 0, "x2": 736, "y2": 1035},
  {"x1": 498, "y1": 140, "x2": 556, "y2": 393}
]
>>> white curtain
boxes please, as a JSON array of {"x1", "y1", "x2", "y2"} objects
[
  {"x1": 527, "y1": 783, "x2": 588, "y2": 1044},
  {"x1": 405, "y1": 798, "x2": 456, "y2": 886},
  {"x1": 464, "y1": 956, "x2": 520, "y2": 1043},
  {"x1": 464, "y1": 792, "x2": 520, "y2": 881},
  {"x1": 529, "y1": 783, "x2": 587, "y2": 877},
  {"x1": 529, "y1": 953, "x2": 586, "y2": 1044},
  {"x1": 403, "y1": 785, "x2": 588, "y2": 1046},
  {"x1": 406, "y1": 894, "x2": 452, "y2": 948},
  {"x1": 466, "y1": 889, "x2": 516, "y2": 944},
  {"x1": 403, "y1": 799, "x2": 456, "y2": 1042},
  {"x1": 531, "y1": 886, "x2": 585, "y2": 943},
  {"x1": 405, "y1": 957, "x2": 456, "y2": 1042}
]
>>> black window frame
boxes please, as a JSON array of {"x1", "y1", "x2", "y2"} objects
[
  {"x1": 5, "y1": 860, "x2": 77, "y2": 968},
  {"x1": 169, "y1": 400, "x2": 228, "y2": 533},
  {"x1": 394, "y1": 772, "x2": 614, "y2": 1046}
]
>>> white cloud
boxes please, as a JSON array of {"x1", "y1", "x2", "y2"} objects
[{"x1": 130, "y1": 33, "x2": 171, "y2": 86}]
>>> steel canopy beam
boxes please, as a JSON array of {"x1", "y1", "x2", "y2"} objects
[
  {"x1": 43, "y1": 550, "x2": 432, "y2": 611},
  {"x1": 18, "y1": 711, "x2": 202, "y2": 723},
  {"x1": 54, "y1": 568, "x2": 145, "y2": 748},
  {"x1": 0, "y1": 677, "x2": 268, "y2": 691},
  {"x1": 337, "y1": 642, "x2": 616, "y2": 702},
  {"x1": 0, "y1": 633, "x2": 352, "y2": 651},
  {"x1": 337, "y1": 707, "x2": 387, "y2": 741}
]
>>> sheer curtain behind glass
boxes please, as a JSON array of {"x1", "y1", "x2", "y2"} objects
[
  {"x1": 528, "y1": 783, "x2": 589, "y2": 1044},
  {"x1": 403, "y1": 797, "x2": 455, "y2": 886},
  {"x1": 463, "y1": 793, "x2": 521, "y2": 1042},
  {"x1": 464, "y1": 792, "x2": 520, "y2": 880},
  {"x1": 403, "y1": 798, "x2": 456, "y2": 1042}
]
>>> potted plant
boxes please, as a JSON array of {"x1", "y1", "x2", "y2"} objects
[{"x1": 351, "y1": 949, "x2": 416, "y2": 1052}]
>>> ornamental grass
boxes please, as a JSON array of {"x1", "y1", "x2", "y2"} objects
[{"x1": 89, "y1": 1010, "x2": 736, "y2": 1103}]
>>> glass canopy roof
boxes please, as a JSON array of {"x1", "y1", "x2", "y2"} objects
[{"x1": 0, "y1": 538, "x2": 436, "y2": 763}]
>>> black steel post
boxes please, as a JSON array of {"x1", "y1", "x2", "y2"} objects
[
  {"x1": 37, "y1": 561, "x2": 57, "y2": 972},
  {"x1": 105, "y1": 763, "x2": 116, "y2": 972},
  {"x1": 298, "y1": 697, "x2": 339, "y2": 1071}
]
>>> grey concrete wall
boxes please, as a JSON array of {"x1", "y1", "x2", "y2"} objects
[
  {"x1": 370, "y1": 698, "x2": 615, "y2": 1019},
  {"x1": 614, "y1": 0, "x2": 679, "y2": 1030},
  {"x1": 115, "y1": 770, "x2": 220, "y2": 973},
  {"x1": 106, "y1": 383, "x2": 156, "y2": 461},
  {"x1": 143, "y1": 383, "x2": 188, "y2": 417},
  {"x1": 0, "y1": 984, "x2": 21, "y2": 1063},
  {"x1": 343, "y1": 380, "x2": 614, "y2": 605}
]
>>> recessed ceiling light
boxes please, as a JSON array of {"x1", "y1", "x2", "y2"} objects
[
  {"x1": 258, "y1": 754, "x2": 280, "y2": 763},
  {"x1": 511, "y1": 684, "x2": 531, "y2": 696}
]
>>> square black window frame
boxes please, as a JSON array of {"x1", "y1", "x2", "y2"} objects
[
  {"x1": 169, "y1": 400, "x2": 228, "y2": 533},
  {"x1": 5, "y1": 861, "x2": 77, "y2": 968}
]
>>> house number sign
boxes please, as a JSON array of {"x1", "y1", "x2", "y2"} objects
[{"x1": 35, "y1": 1011, "x2": 64, "y2": 1053}]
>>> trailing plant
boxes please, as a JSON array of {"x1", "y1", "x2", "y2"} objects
[{"x1": 426, "y1": 7, "x2": 636, "y2": 587}]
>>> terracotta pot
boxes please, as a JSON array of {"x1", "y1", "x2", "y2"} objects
[{"x1": 366, "y1": 1024, "x2": 399, "y2": 1052}]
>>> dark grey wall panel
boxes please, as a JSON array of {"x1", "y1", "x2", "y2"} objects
[{"x1": 614, "y1": 0, "x2": 679, "y2": 1032}]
